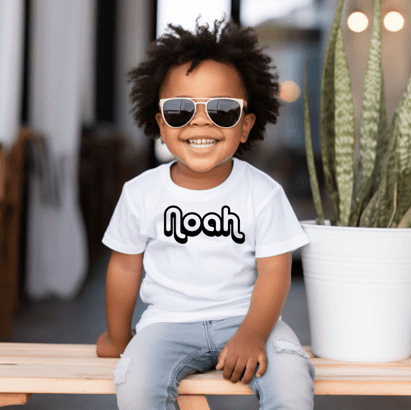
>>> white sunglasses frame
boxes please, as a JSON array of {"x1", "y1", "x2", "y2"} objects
[{"x1": 159, "y1": 97, "x2": 248, "y2": 129}]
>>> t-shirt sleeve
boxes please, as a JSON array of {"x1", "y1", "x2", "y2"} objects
[
  {"x1": 254, "y1": 186, "x2": 309, "y2": 258},
  {"x1": 102, "y1": 183, "x2": 148, "y2": 254}
]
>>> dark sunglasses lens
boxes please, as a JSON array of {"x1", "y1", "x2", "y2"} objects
[
  {"x1": 163, "y1": 99, "x2": 195, "y2": 127},
  {"x1": 207, "y1": 99, "x2": 241, "y2": 127}
]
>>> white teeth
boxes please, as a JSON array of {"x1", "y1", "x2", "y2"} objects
[{"x1": 188, "y1": 139, "x2": 217, "y2": 148}]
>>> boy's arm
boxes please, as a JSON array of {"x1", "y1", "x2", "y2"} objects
[
  {"x1": 216, "y1": 251, "x2": 292, "y2": 383},
  {"x1": 96, "y1": 250, "x2": 144, "y2": 357}
]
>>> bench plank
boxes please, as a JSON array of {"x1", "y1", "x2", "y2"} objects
[
  {"x1": 2, "y1": 343, "x2": 411, "y2": 399},
  {"x1": 0, "y1": 343, "x2": 98, "y2": 358}
]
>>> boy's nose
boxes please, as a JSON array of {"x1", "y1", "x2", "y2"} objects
[{"x1": 189, "y1": 104, "x2": 212, "y2": 126}]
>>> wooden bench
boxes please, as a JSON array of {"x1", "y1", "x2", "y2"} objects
[{"x1": 1, "y1": 343, "x2": 411, "y2": 409}]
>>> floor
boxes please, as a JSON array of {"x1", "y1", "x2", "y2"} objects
[{"x1": 4, "y1": 252, "x2": 411, "y2": 409}]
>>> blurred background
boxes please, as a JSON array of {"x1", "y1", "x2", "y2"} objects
[{"x1": 1, "y1": 0, "x2": 411, "y2": 408}]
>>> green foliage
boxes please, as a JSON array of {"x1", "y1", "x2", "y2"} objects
[
  {"x1": 304, "y1": 62, "x2": 324, "y2": 225},
  {"x1": 304, "y1": 0, "x2": 411, "y2": 227}
]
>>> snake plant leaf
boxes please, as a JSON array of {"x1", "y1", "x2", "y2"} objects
[
  {"x1": 352, "y1": 74, "x2": 387, "y2": 225},
  {"x1": 360, "y1": 176, "x2": 398, "y2": 228},
  {"x1": 378, "y1": 134, "x2": 398, "y2": 227},
  {"x1": 320, "y1": 0, "x2": 344, "y2": 222},
  {"x1": 361, "y1": 132, "x2": 398, "y2": 227},
  {"x1": 359, "y1": 183, "x2": 380, "y2": 227},
  {"x1": 378, "y1": 71, "x2": 411, "y2": 226},
  {"x1": 396, "y1": 71, "x2": 411, "y2": 174},
  {"x1": 359, "y1": 152, "x2": 398, "y2": 228},
  {"x1": 359, "y1": 173, "x2": 391, "y2": 227},
  {"x1": 304, "y1": 61, "x2": 324, "y2": 225},
  {"x1": 398, "y1": 205, "x2": 411, "y2": 228},
  {"x1": 334, "y1": 26, "x2": 355, "y2": 226},
  {"x1": 395, "y1": 170, "x2": 411, "y2": 225},
  {"x1": 393, "y1": 72, "x2": 411, "y2": 225},
  {"x1": 350, "y1": 0, "x2": 382, "y2": 227},
  {"x1": 371, "y1": 74, "x2": 389, "y2": 194},
  {"x1": 384, "y1": 138, "x2": 400, "y2": 227},
  {"x1": 387, "y1": 173, "x2": 398, "y2": 228}
]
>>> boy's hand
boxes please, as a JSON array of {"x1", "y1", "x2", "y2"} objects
[
  {"x1": 96, "y1": 331, "x2": 131, "y2": 358},
  {"x1": 215, "y1": 326, "x2": 268, "y2": 384}
]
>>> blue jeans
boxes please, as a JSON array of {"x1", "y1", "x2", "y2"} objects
[{"x1": 113, "y1": 316, "x2": 315, "y2": 409}]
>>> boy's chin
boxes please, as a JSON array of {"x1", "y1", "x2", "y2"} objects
[{"x1": 177, "y1": 158, "x2": 233, "y2": 175}]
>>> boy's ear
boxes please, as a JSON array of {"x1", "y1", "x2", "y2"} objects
[
  {"x1": 240, "y1": 113, "x2": 256, "y2": 143},
  {"x1": 155, "y1": 112, "x2": 166, "y2": 137}
]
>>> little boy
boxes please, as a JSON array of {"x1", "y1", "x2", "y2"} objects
[{"x1": 96, "y1": 17, "x2": 315, "y2": 410}]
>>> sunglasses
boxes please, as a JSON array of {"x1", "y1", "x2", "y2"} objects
[{"x1": 159, "y1": 97, "x2": 248, "y2": 128}]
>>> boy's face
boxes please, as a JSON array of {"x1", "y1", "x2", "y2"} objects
[{"x1": 155, "y1": 60, "x2": 256, "y2": 178}]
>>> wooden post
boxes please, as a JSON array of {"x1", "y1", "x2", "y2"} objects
[
  {"x1": 177, "y1": 395, "x2": 210, "y2": 410},
  {"x1": 0, "y1": 129, "x2": 29, "y2": 340},
  {"x1": 0, "y1": 393, "x2": 32, "y2": 407},
  {"x1": 0, "y1": 146, "x2": 5, "y2": 202}
]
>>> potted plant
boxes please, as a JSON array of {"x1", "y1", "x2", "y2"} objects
[{"x1": 302, "y1": 0, "x2": 411, "y2": 362}]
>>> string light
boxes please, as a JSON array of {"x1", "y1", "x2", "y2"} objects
[
  {"x1": 384, "y1": 11, "x2": 404, "y2": 32},
  {"x1": 347, "y1": 11, "x2": 369, "y2": 33},
  {"x1": 279, "y1": 81, "x2": 301, "y2": 103}
]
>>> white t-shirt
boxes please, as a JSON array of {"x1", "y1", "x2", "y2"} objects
[{"x1": 102, "y1": 158, "x2": 309, "y2": 332}]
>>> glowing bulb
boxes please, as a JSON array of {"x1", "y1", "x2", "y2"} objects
[
  {"x1": 279, "y1": 81, "x2": 301, "y2": 103},
  {"x1": 347, "y1": 12, "x2": 368, "y2": 33},
  {"x1": 384, "y1": 11, "x2": 404, "y2": 32}
]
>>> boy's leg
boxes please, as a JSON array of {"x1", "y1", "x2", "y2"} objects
[
  {"x1": 113, "y1": 321, "x2": 215, "y2": 410},
  {"x1": 248, "y1": 319, "x2": 315, "y2": 410},
  {"x1": 209, "y1": 316, "x2": 315, "y2": 410}
]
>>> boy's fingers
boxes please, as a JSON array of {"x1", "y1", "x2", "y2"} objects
[
  {"x1": 216, "y1": 345, "x2": 228, "y2": 370},
  {"x1": 229, "y1": 358, "x2": 248, "y2": 383},
  {"x1": 256, "y1": 354, "x2": 268, "y2": 377},
  {"x1": 241, "y1": 358, "x2": 258, "y2": 384},
  {"x1": 222, "y1": 355, "x2": 238, "y2": 380}
]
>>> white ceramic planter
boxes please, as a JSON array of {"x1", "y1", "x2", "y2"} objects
[{"x1": 300, "y1": 220, "x2": 411, "y2": 362}]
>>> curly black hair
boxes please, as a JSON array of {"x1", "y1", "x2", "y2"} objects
[{"x1": 127, "y1": 16, "x2": 281, "y2": 156}]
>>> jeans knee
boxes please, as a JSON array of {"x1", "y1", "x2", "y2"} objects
[
  {"x1": 273, "y1": 338, "x2": 309, "y2": 359},
  {"x1": 114, "y1": 356, "x2": 138, "y2": 409},
  {"x1": 114, "y1": 356, "x2": 176, "y2": 410},
  {"x1": 114, "y1": 356, "x2": 134, "y2": 386},
  {"x1": 253, "y1": 339, "x2": 315, "y2": 410},
  {"x1": 116, "y1": 379, "x2": 168, "y2": 410},
  {"x1": 273, "y1": 338, "x2": 315, "y2": 381}
]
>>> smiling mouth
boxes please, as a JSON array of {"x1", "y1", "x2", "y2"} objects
[{"x1": 187, "y1": 139, "x2": 218, "y2": 148}]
